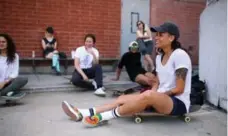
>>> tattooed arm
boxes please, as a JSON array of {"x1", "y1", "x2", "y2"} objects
[{"x1": 164, "y1": 68, "x2": 188, "y2": 96}]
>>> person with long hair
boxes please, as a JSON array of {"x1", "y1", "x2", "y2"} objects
[
  {"x1": 61, "y1": 22, "x2": 192, "y2": 127},
  {"x1": 136, "y1": 20, "x2": 154, "y2": 72},
  {"x1": 71, "y1": 34, "x2": 106, "y2": 97},
  {"x1": 0, "y1": 34, "x2": 28, "y2": 96},
  {"x1": 41, "y1": 26, "x2": 61, "y2": 75}
]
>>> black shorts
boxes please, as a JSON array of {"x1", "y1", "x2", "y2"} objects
[
  {"x1": 129, "y1": 68, "x2": 147, "y2": 82},
  {"x1": 144, "y1": 96, "x2": 187, "y2": 116},
  {"x1": 170, "y1": 96, "x2": 187, "y2": 116}
]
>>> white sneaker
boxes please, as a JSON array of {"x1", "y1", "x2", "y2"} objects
[
  {"x1": 94, "y1": 87, "x2": 106, "y2": 97},
  {"x1": 6, "y1": 91, "x2": 14, "y2": 96},
  {"x1": 91, "y1": 80, "x2": 97, "y2": 89}
]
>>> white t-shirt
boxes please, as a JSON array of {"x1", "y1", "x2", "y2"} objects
[
  {"x1": 0, "y1": 53, "x2": 19, "y2": 82},
  {"x1": 74, "y1": 46, "x2": 99, "y2": 69},
  {"x1": 156, "y1": 49, "x2": 192, "y2": 112}
]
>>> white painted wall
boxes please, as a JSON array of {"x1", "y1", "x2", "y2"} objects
[{"x1": 199, "y1": 0, "x2": 227, "y2": 110}]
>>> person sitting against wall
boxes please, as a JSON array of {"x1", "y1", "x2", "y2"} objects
[
  {"x1": 0, "y1": 34, "x2": 28, "y2": 97},
  {"x1": 41, "y1": 26, "x2": 61, "y2": 75},
  {"x1": 71, "y1": 34, "x2": 106, "y2": 97},
  {"x1": 136, "y1": 20, "x2": 154, "y2": 72},
  {"x1": 112, "y1": 41, "x2": 156, "y2": 88},
  {"x1": 61, "y1": 22, "x2": 192, "y2": 127}
]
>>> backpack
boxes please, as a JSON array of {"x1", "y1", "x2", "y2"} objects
[{"x1": 190, "y1": 74, "x2": 206, "y2": 105}]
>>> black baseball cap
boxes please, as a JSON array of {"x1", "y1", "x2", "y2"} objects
[{"x1": 150, "y1": 22, "x2": 180, "y2": 39}]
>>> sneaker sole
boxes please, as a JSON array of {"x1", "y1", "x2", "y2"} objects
[
  {"x1": 62, "y1": 101, "x2": 80, "y2": 121},
  {"x1": 94, "y1": 93, "x2": 106, "y2": 97},
  {"x1": 82, "y1": 118, "x2": 108, "y2": 127}
]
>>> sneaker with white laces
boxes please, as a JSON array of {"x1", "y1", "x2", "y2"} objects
[
  {"x1": 94, "y1": 87, "x2": 106, "y2": 97},
  {"x1": 61, "y1": 101, "x2": 82, "y2": 121},
  {"x1": 91, "y1": 80, "x2": 97, "y2": 89}
]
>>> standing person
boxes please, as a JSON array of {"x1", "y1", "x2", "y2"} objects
[
  {"x1": 41, "y1": 26, "x2": 61, "y2": 75},
  {"x1": 136, "y1": 21, "x2": 154, "y2": 72},
  {"x1": 62, "y1": 22, "x2": 192, "y2": 127},
  {"x1": 112, "y1": 41, "x2": 156, "y2": 87},
  {"x1": 0, "y1": 34, "x2": 28, "y2": 96},
  {"x1": 71, "y1": 34, "x2": 106, "y2": 97}
]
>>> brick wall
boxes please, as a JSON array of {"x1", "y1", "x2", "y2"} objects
[
  {"x1": 0, "y1": 0, "x2": 121, "y2": 58},
  {"x1": 150, "y1": 0, "x2": 205, "y2": 65}
]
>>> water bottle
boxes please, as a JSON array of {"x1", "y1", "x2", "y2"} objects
[{"x1": 32, "y1": 51, "x2": 35, "y2": 58}]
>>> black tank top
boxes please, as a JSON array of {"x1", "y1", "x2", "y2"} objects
[{"x1": 43, "y1": 37, "x2": 56, "y2": 46}]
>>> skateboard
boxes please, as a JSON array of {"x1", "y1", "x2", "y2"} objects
[
  {"x1": 1, "y1": 92, "x2": 26, "y2": 106},
  {"x1": 134, "y1": 105, "x2": 201, "y2": 123},
  {"x1": 112, "y1": 85, "x2": 150, "y2": 97}
]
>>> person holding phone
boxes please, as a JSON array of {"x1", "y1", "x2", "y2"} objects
[
  {"x1": 0, "y1": 34, "x2": 28, "y2": 97},
  {"x1": 71, "y1": 34, "x2": 106, "y2": 97}
]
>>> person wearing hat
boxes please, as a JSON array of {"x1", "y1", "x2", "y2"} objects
[
  {"x1": 61, "y1": 22, "x2": 192, "y2": 127},
  {"x1": 111, "y1": 41, "x2": 156, "y2": 87}
]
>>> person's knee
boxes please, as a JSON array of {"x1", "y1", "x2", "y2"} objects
[
  {"x1": 140, "y1": 91, "x2": 157, "y2": 103},
  {"x1": 71, "y1": 75, "x2": 81, "y2": 85},
  {"x1": 116, "y1": 95, "x2": 126, "y2": 105}
]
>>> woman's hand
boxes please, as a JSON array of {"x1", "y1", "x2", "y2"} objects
[
  {"x1": 82, "y1": 75, "x2": 89, "y2": 81},
  {"x1": 0, "y1": 82, "x2": 6, "y2": 89}
]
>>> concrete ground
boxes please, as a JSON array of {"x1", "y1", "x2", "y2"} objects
[{"x1": 0, "y1": 91, "x2": 227, "y2": 136}]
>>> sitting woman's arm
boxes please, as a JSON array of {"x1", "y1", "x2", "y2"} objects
[
  {"x1": 74, "y1": 57, "x2": 88, "y2": 81},
  {"x1": 41, "y1": 40, "x2": 47, "y2": 50},
  {"x1": 136, "y1": 30, "x2": 150, "y2": 39},
  {"x1": 7, "y1": 54, "x2": 19, "y2": 82},
  {"x1": 53, "y1": 41, "x2": 57, "y2": 50},
  {"x1": 165, "y1": 68, "x2": 188, "y2": 96},
  {"x1": 151, "y1": 74, "x2": 159, "y2": 91}
]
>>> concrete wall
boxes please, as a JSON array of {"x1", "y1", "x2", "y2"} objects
[{"x1": 199, "y1": 0, "x2": 227, "y2": 110}]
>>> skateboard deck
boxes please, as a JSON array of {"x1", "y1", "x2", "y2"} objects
[
  {"x1": 112, "y1": 85, "x2": 150, "y2": 97},
  {"x1": 134, "y1": 105, "x2": 201, "y2": 123},
  {"x1": 1, "y1": 92, "x2": 26, "y2": 106}
]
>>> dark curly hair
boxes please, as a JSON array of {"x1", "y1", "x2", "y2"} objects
[
  {"x1": 0, "y1": 34, "x2": 16, "y2": 64},
  {"x1": 84, "y1": 34, "x2": 96, "y2": 44}
]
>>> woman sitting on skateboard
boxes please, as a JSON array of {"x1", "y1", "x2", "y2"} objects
[
  {"x1": 0, "y1": 34, "x2": 28, "y2": 97},
  {"x1": 112, "y1": 41, "x2": 156, "y2": 88},
  {"x1": 71, "y1": 34, "x2": 106, "y2": 97},
  {"x1": 62, "y1": 22, "x2": 192, "y2": 127}
]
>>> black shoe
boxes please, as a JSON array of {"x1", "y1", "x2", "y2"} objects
[
  {"x1": 56, "y1": 71, "x2": 62, "y2": 76},
  {"x1": 51, "y1": 66, "x2": 55, "y2": 70}
]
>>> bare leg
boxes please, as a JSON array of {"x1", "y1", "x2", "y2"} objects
[
  {"x1": 143, "y1": 57, "x2": 149, "y2": 71},
  {"x1": 135, "y1": 74, "x2": 152, "y2": 87},
  {"x1": 117, "y1": 91, "x2": 174, "y2": 116},
  {"x1": 144, "y1": 54, "x2": 154, "y2": 72},
  {"x1": 45, "y1": 52, "x2": 54, "y2": 59},
  {"x1": 94, "y1": 94, "x2": 140, "y2": 113}
]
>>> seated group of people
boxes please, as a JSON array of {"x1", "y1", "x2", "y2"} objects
[
  {"x1": 0, "y1": 22, "x2": 193, "y2": 128},
  {"x1": 61, "y1": 22, "x2": 193, "y2": 127}
]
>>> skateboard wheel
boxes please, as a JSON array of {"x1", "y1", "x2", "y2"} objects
[
  {"x1": 135, "y1": 117, "x2": 142, "y2": 124},
  {"x1": 184, "y1": 116, "x2": 191, "y2": 122}
]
